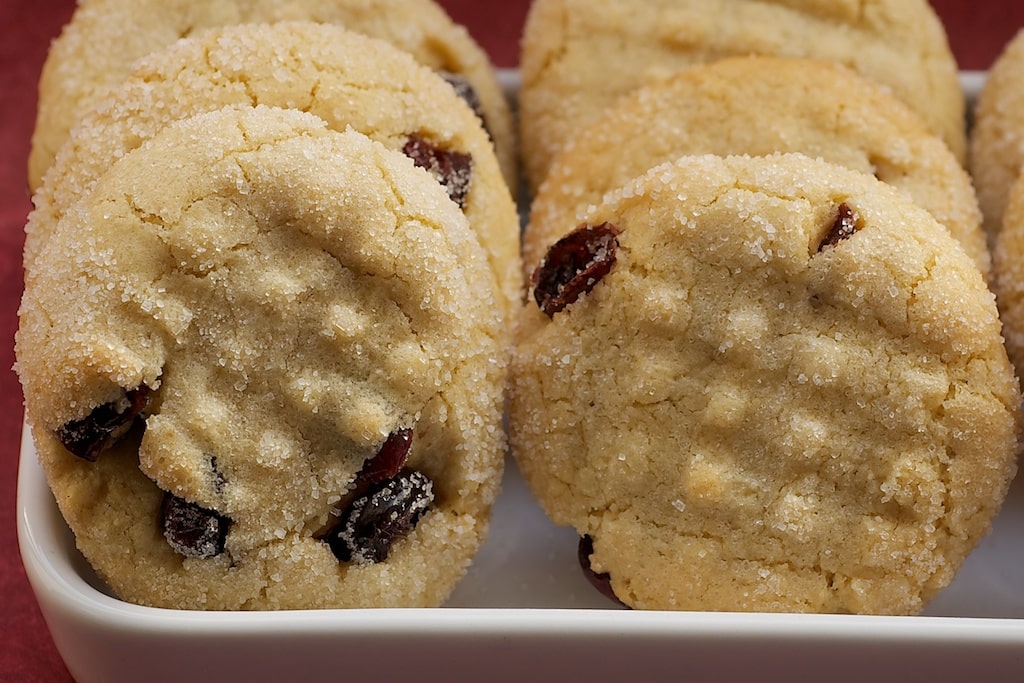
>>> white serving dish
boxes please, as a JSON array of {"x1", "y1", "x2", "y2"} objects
[
  {"x1": 17, "y1": 422, "x2": 1024, "y2": 683},
  {"x1": 18, "y1": 71, "x2": 1024, "y2": 683}
]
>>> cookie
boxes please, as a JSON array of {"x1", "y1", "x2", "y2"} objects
[
  {"x1": 28, "y1": 0, "x2": 516, "y2": 194},
  {"x1": 16, "y1": 105, "x2": 508, "y2": 609},
  {"x1": 523, "y1": 56, "x2": 989, "y2": 283},
  {"x1": 970, "y1": 28, "x2": 1024, "y2": 240},
  {"x1": 519, "y1": 0, "x2": 966, "y2": 191},
  {"x1": 25, "y1": 21, "x2": 521, "y2": 318},
  {"x1": 992, "y1": 170, "x2": 1024, "y2": 380},
  {"x1": 509, "y1": 153, "x2": 1020, "y2": 614}
]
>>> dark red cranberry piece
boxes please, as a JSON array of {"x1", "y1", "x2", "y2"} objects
[
  {"x1": 578, "y1": 535, "x2": 629, "y2": 608},
  {"x1": 532, "y1": 223, "x2": 620, "y2": 317},
  {"x1": 56, "y1": 385, "x2": 152, "y2": 461},
  {"x1": 402, "y1": 135, "x2": 473, "y2": 209},
  {"x1": 817, "y1": 202, "x2": 860, "y2": 252},
  {"x1": 327, "y1": 469, "x2": 434, "y2": 564},
  {"x1": 359, "y1": 427, "x2": 414, "y2": 486},
  {"x1": 314, "y1": 427, "x2": 418, "y2": 541},
  {"x1": 161, "y1": 492, "x2": 230, "y2": 559},
  {"x1": 438, "y1": 71, "x2": 490, "y2": 137}
]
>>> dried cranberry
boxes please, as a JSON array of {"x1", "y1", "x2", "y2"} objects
[
  {"x1": 532, "y1": 223, "x2": 620, "y2": 317},
  {"x1": 359, "y1": 427, "x2": 414, "y2": 486},
  {"x1": 161, "y1": 492, "x2": 230, "y2": 559},
  {"x1": 327, "y1": 469, "x2": 434, "y2": 564},
  {"x1": 56, "y1": 385, "x2": 152, "y2": 461},
  {"x1": 402, "y1": 135, "x2": 473, "y2": 208},
  {"x1": 578, "y1": 535, "x2": 629, "y2": 608},
  {"x1": 315, "y1": 427, "x2": 419, "y2": 541},
  {"x1": 817, "y1": 202, "x2": 860, "y2": 252},
  {"x1": 438, "y1": 71, "x2": 490, "y2": 137}
]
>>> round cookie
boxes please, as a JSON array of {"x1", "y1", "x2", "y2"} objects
[
  {"x1": 519, "y1": 0, "x2": 966, "y2": 191},
  {"x1": 509, "y1": 153, "x2": 1020, "y2": 614},
  {"x1": 992, "y1": 170, "x2": 1024, "y2": 380},
  {"x1": 24, "y1": 21, "x2": 521, "y2": 318},
  {"x1": 523, "y1": 56, "x2": 989, "y2": 283},
  {"x1": 16, "y1": 105, "x2": 507, "y2": 610},
  {"x1": 28, "y1": 0, "x2": 517, "y2": 193},
  {"x1": 970, "y1": 27, "x2": 1024, "y2": 240}
]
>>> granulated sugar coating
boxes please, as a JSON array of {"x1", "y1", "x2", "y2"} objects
[
  {"x1": 524, "y1": 56, "x2": 989, "y2": 285},
  {"x1": 970, "y1": 28, "x2": 1024, "y2": 240},
  {"x1": 16, "y1": 106, "x2": 507, "y2": 610},
  {"x1": 28, "y1": 0, "x2": 516, "y2": 193},
  {"x1": 993, "y1": 171, "x2": 1024, "y2": 382},
  {"x1": 518, "y1": 0, "x2": 965, "y2": 192},
  {"x1": 509, "y1": 153, "x2": 1021, "y2": 614},
  {"x1": 25, "y1": 21, "x2": 521, "y2": 321}
]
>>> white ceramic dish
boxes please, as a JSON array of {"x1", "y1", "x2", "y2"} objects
[
  {"x1": 17, "y1": 424, "x2": 1024, "y2": 682},
  {"x1": 17, "y1": 71, "x2": 1024, "y2": 682}
]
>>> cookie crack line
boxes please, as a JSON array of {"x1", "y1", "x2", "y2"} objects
[
  {"x1": 524, "y1": 1, "x2": 572, "y2": 89},
  {"x1": 374, "y1": 165, "x2": 501, "y2": 331},
  {"x1": 728, "y1": 178, "x2": 816, "y2": 207},
  {"x1": 175, "y1": 22, "x2": 198, "y2": 42},
  {"x1": 199, "y1": 37, "x2": 431, "y2": 124},
  {"x1": 124, "y1": 193, "x2": 167, "y2": 230},
  {"x1": 195, "y1": 43, "x2": 266, "y2": 112},
  {"x1": 313, "y1": 66, "x2": 420, "y2": 103}
]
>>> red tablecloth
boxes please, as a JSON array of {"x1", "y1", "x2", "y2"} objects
[{"x1": 1, "y1": 1, "x2": 1020, "y2": 680}]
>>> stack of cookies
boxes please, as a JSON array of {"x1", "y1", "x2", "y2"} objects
[
  {"x1": 517, "y1": 0, "x2": 969, "y2": 193},
  {"x1": 510, "y1": 0, "x2": 1022, "y2": 615},
  {"x1": 16, "y1": 3, "x2": 520, "y2": 610}
]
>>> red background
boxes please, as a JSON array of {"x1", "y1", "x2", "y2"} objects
[{"x1": 1, "y1": 1, "x2": 1020, "y2": 679}]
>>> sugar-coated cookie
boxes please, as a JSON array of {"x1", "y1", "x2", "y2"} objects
[
  {"x1": 524, "y1": 56, "x2": 988, "y2": 283},
  {"x1": 29, "y1": 0, "x2": 516, "y2": 193},
  {"x1": 992, "y1": 170, "x2": 1024, "y2": 381},
  {"x1": 970, "y1": 28, "x2": 1024, "y2": 240},
  {"x1": 510, "y1": 153, "x2": 1019, "y2": 614},
  {"x1": 25, "y1": 21, "x2": 521, "y2": 318},
  {"x1": 519, "y1": 0, "x2": 966, "y2": 191},
  {"x1": 16, "y1": 105, "x2": 507, "y2": 610}
]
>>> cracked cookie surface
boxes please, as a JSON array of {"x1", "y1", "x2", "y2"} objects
[
  {"x1": 524, "y1": 56, "x2": 988, "y2": 284},
  {"x1": 26, "y1": 21, "x2": 520, "y2": 320},
  {"x1": 518, "y1": 0, "x2": 965, "y2": 191},
  {"x1": 17, "y1": 106, "x2": 507, "y2": 609},
  {"x1": 509, "y1": 153, "x2": 1020, "y2": 614},
  {"x1": 29, "y1": 0, "x2": 517, "y2": 192}
]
